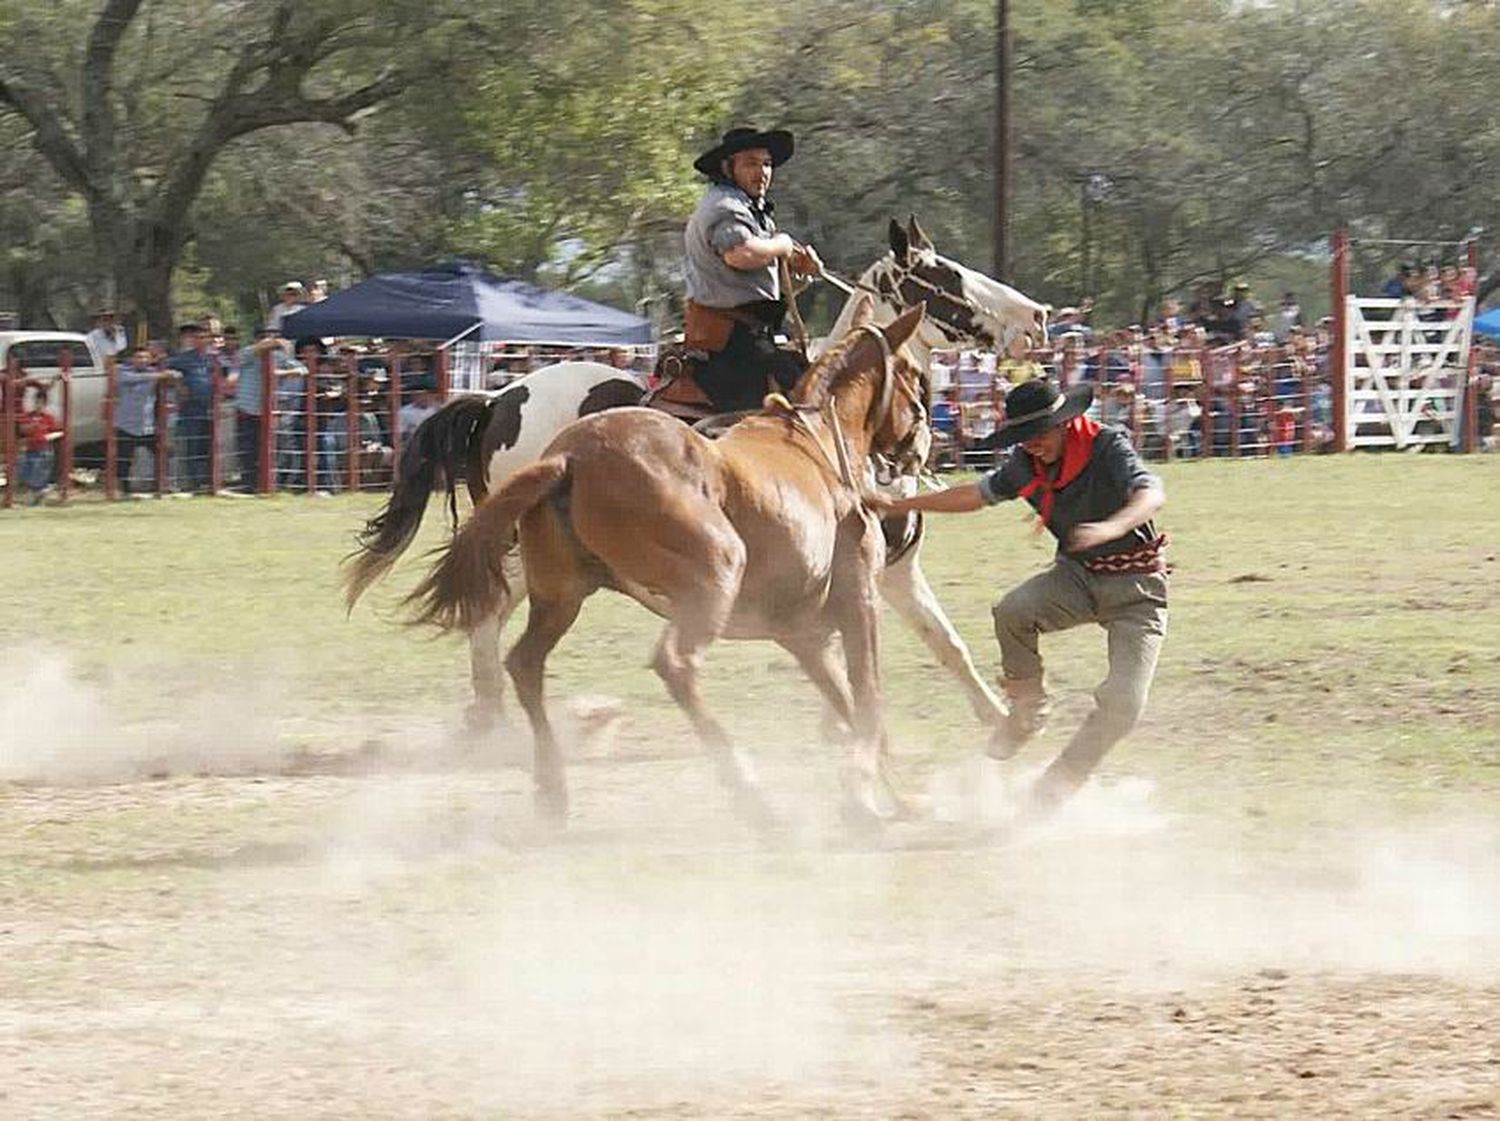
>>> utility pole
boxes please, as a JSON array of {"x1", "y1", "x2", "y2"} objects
[{"x1": 993, "y1": 0, "x2": 1012, "y2": 281}]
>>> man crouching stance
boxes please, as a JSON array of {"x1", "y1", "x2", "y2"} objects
[{"x1": 868, "y1": 378, "x2": 1167, "y2": 818}]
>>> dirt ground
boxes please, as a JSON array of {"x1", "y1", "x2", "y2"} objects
[
  {"x1": 3, "y1": 715, "x2": 1498, "y2": 1121},
  {"x1": 3, "y1": 462, "x2": 1499, "y2": 1118}
]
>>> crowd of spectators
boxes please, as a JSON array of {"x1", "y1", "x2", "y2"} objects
[
  {"x1": 5, "y1": 269, "x2": 1496, "y2": 503},
  {"x1": 928, "y1": 269, "x2": 1495, "y2": 469},
  {"x1": 5, "y1": 280, "x2": 659, "y2": 500}
]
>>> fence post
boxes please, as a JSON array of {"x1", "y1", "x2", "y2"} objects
[
  {"x1": 303, "y1": 349, "x2": 318, "y2": 494},
  {"x1": 1331, "y1": 227, "x2": 1350, "y2": 452},
  {"x1": 1228, "y1": 348, "x2": 1241, "y2": 459},
  {"x1": 344, "y1": 352, "x2": 360, "y2": 492},
  {"x1": 1462, "y1": 375, "x2": 1479, "y2": 454},
  {"x1": 436, "y1": 347, "x2": 451, "y2": 400},
  {"x1": 104, "y1": 356, "x2": 119, "y2": 500},
  {"x1": 1463, "y1": 295, "x2": 1480, "y2": 454},
  {"x1": 1198, "y1": 347, "x2": 1213, "y2": 456},
  {"x1": 1301, "y1": 368, "x2": 1314, "y2": 455},
  {"x1": 1160, "y1": 351, "x2": 1175, "y2": 463},
  {"x1": 2, "y1": 359, "x2": 16, "y2": 509},
  {"x1": 388, "y1": 353, "x2": 403, "y2": 475},
  {"x1": 58, "y1": 348, "x2": 74, "y2": 502},
  {"x1": 154, "y1": 379, "x2": 170, "y2": 497},
  {"x1": 258, "y1": 349, "x2": 275, "y2": 494},
  {"x1": 209, "y1": 357, "x2": 224, "y2": 494}
]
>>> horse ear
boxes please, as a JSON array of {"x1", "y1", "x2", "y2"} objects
[
  {"x1": 849, "y1": 292, "x2": 875, "y2": 328},
  {"x1": 907, "y1": 215, "x2": 933, "y2": 251},
  {"x1": 888, "y1": 218, "x2": 910, "y2": 263},
  {"x1": 883, "y1": 303, "x2": 926, "y2": 351}
]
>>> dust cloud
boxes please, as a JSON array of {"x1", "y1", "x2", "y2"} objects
[
  {"x1": 0, "y1": 647, "x2": 289, "y2": 783},
  {"x1": 925, "y1": 756, "x2": 1500, "y2": 985},
  {"x1": 5, "y1": 654, "x2": 1499, "y2": 1114}
]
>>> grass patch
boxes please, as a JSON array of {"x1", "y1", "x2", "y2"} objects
[{"x1": 2, "y1": 454, "x2": 1497, "y2": 827}]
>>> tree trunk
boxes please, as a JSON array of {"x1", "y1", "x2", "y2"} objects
[
  {"x1": 123, "y1": 258, "x2": 175, "y2": 341},
  {"x1": 93, "y1": 207, "x2": 176, "y2": 338}
]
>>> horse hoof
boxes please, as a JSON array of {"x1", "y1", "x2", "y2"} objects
[
  {"x1": 462, "y1": 701, "x2": 502, "y2": 735},
  {"x1": 732, "y1": 787, "x2": 782, "y2": 836},
  {"x1": 533, "y1": 784, "x2": 569, "y2": 823},
  {"x1": 839, "y1": 795, "x2": 887, "y2": 841}
]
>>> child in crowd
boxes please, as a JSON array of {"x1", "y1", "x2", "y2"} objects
[{"x1": 17, "y1": 384, "x2": 62, "y2": 502}]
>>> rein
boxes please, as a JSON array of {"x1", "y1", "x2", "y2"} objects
[{"x1": 782, "y1": 322, "x2": 897, "y2": 494}]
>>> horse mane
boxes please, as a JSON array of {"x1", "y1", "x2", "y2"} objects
[{"x1": 791, "y1": 329, "x2": 871, "y2": 409}]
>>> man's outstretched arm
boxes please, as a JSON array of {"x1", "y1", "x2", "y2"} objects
[{"x1": 866, "y1": 482, "x2": 987, "y2": 517}]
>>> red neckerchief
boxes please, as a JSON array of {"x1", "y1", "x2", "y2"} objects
[{"x1": 1017, "y1": 415, "x2": 1100, "y2": 531}]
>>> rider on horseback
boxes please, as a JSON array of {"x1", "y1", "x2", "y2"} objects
[{"x1": 681, "y1": 126, "x2": 824, "y2": 412}]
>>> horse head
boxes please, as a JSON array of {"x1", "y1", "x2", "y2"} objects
[
  {"x1": 798, "y1": 301, "x2": 931, "y2": 471},
  {"x1": 844, "y1": 216, "x2": 1048, "y2": 357}
]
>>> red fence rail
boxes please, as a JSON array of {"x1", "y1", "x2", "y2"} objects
[{"x1": 4, "y1": 336, "x2": 1495, "y2": 508}]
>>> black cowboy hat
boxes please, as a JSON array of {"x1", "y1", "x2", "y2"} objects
[
  {"x1": 693, "y1": 126, "x2": 794, "y2": 178},
  {"x1": 993, "y1": 378, "x2": 1094, "y2": 447}
]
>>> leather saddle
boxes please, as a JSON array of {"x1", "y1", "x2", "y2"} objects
[
  {"x1": 641, "y1": 343, "x2": 718, "y2": 423},
  {"x1": 642, "y1": 342, "x2": 780, "y2": 426}
]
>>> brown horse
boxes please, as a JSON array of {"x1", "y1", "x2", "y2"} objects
[{"x1": 405, "y1": 303, "x2": 930, "y2": 829}]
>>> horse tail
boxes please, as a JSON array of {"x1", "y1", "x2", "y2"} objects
[
  {"x1": 404, "y1": 456, "x2": 570, "y2": 633},
  {"x1": 343, "y1": 395, "x2": 494, "y2": 612}
]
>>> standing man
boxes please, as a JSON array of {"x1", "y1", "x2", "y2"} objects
[
  {"x1": 869, "y1": 378, "x2": 1168, "y2": 819},
  {"x1": 86, "y1": 307, "x2": 128, "y2": 361},
  {"x1": 115, "y1": 344, "x2": 170, "y2": 495},
  {"x1": 227, "y1": 327, "x2": 299, "y2": 493},
  {"x1": 683, "y1": 126, "x2": 823, "y2": 411},
  {"x1": 165, "y1": 323, "x2": 217, "y2": 494},
  {"x1": 267, "y1": 281, "x2": 305, "y2": 334}
]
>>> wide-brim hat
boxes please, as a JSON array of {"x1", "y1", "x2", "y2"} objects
[
  {"x1": 993, "y1": 378, "x2": 1094, "y2": 447},
  {"x1": 693, "y1": 127, "x2": 794, "y2": 178}
]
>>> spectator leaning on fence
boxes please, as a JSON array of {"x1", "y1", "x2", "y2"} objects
[
  {"x1": 165, "y1": 323, "x2": 216, "y2": 495},
  {"x1": 228, "y1": 328, "x2": 300, "y2": 493},
  {"x1": 115, "y1": 345, "x2": 169, "y2": 495}
]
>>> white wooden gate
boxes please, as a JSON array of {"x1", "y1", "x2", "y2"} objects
[{"x1": 1343, "y1": 296, "x2": 1474, "y2": 449}]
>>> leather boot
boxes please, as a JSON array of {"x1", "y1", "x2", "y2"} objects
[{"x1": 987, "y1": 675, "x2": 1051, "y2": 760}]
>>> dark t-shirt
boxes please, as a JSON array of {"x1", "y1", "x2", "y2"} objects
[{"x1": 978, "y1": 427, "x2": 1161, "y2": 561}]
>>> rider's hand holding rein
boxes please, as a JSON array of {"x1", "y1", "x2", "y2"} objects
[
  {"x1": 789, "y1": 243, "x2": 823, "y2": 279},
  {"x1": 723, "y1": 232, "x2": 820, "y2": 277}
]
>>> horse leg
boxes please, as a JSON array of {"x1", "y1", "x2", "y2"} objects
[
  {"x1": 463, "y1": 550, "x2": 527, "y2": 732},
  {"x1": 651, "y1": 609, "x2": 777, "y2": 831},
  {"x1": 505, "y1": 591, "x2": 583, "y2": 821},
  {"x1": 879, "y1": 542, "x2": 1006, "y2": 729},
  {"x1": 837, "y1": 523, "x2": 915, "y2": 825},
  {"x1": 779, "y1": 633, "x2": 857, "y2": 745}
]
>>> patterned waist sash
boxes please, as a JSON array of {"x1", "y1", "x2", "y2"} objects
[{"x1": 1082, "y1": 533, "x2": 1170, "y2": 575}]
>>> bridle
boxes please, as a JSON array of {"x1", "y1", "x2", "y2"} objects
[
  {"x1": 821, "y1": 257, "x2": 997, "y2": 347},
  {"x1": 792, "y1": 321, "x2": 924, "y2": 494}
]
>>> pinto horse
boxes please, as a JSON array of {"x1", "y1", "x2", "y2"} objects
[
  {"x1": 346, "y1": 217, "x2": 1047, "y2": 732},
  {"x1": 405, "y1": 304, "x2": 931, "y2": 826}
]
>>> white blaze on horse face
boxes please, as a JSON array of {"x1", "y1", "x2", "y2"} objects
[
  {"x1": 944, "y1": 255, "x2": 1050, "y2": 350},
  {"x1": 827, "y1": 248, "x2": 1048, "y2": 363}
]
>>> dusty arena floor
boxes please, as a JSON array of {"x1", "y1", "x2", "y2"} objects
[{"x1": 2, "y1": 455, "x2": 1499, "y2": 1118}]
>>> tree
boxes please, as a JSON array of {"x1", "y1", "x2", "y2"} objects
[{"x1": 0, "y1": 0, "x2": 450, "y2": 330}]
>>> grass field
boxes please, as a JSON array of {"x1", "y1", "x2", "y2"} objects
[{"x1": 2, "y1": 454, "x2": 1499, "y2": 1118}]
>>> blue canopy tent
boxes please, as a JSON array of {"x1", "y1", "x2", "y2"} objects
[
  {"x1": 1473, "y1": 306, "x2": 1500, "y2": 340},
  {"x1": 280, "y1": 261, "x2": 653, "y2": 346}
]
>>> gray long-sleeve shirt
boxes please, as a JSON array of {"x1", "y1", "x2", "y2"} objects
[{"x1": 682, "y1": 182, "x2": 780, "y2": 308}]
